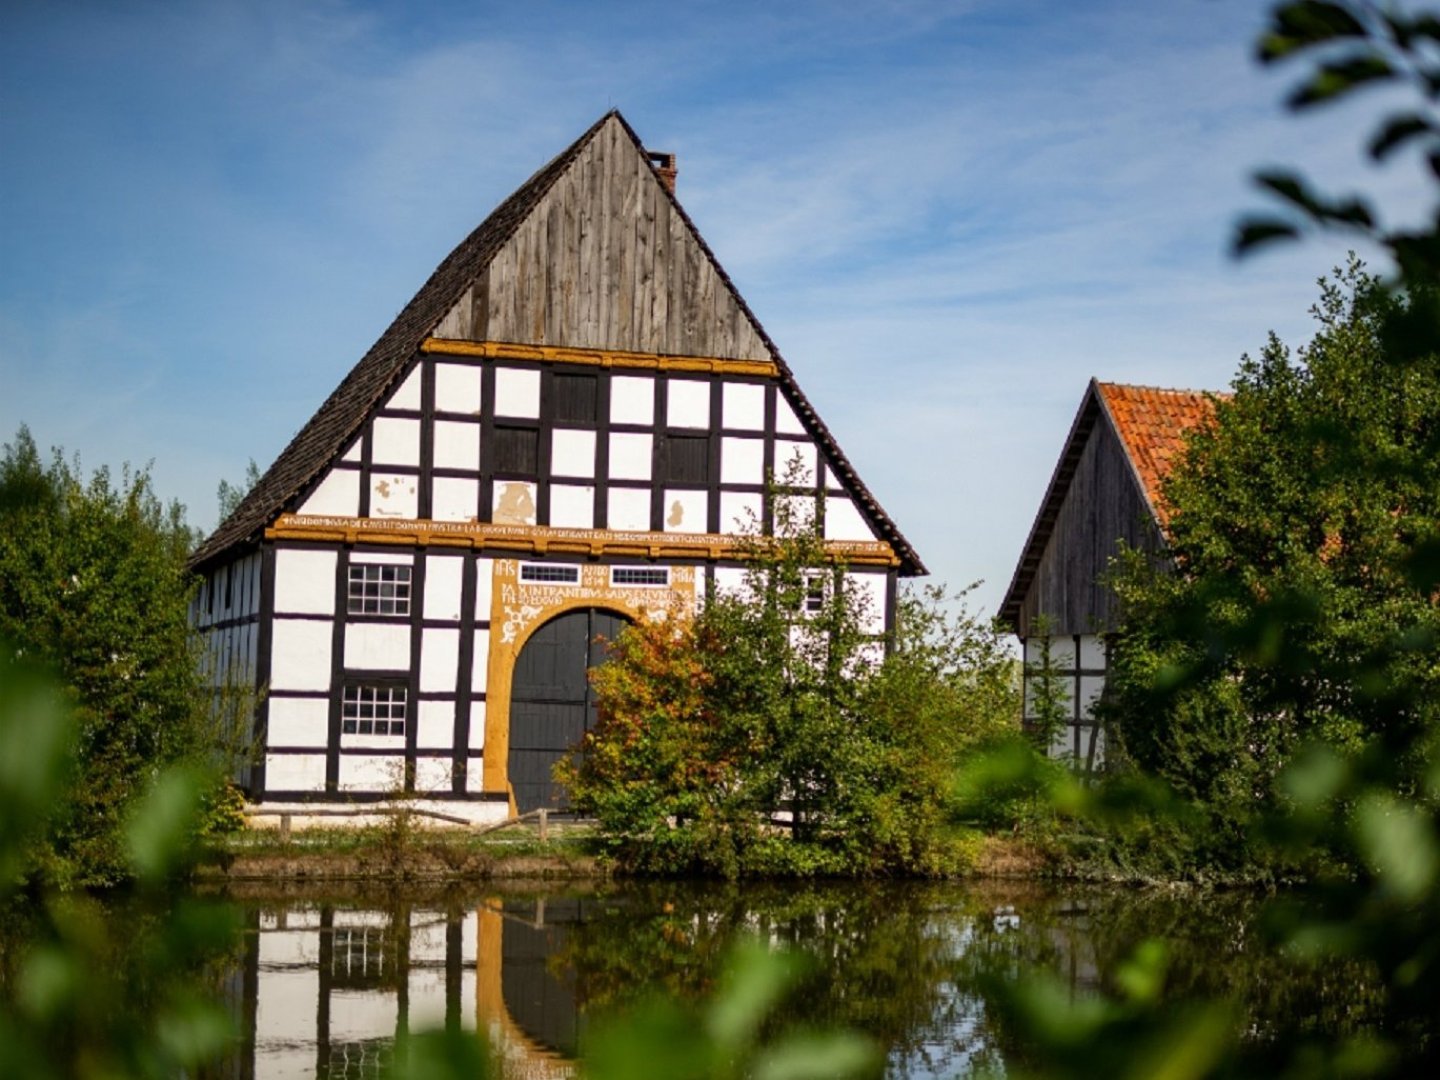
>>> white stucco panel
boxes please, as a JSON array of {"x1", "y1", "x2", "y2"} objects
[
  {"x1": 424, "y1": 556, "x2": 464, "y2": 621},
  {"x1": 469, "y1": 701, "x2": 486, "y2": 748},
  {"x1": 344, "y1": 622, "x2": 411, "y2": 671},
  {"x1": 269, "y1": 619, "x2": 332, "y2": 692},
  {"x1": 608, "y1": 488, "x2": 651, "y2": 532},
  {"x1": 774, "y1": 440, "x2": 817, "y2": 486},
  {"x1": 414, "y1": 757, "x2": 452, "y2": 795},
  {"x1": 263, "y1": 753, "x2": 327, "y2": 792},
  {"x1": 493, "y1": 367, "x2": 540, "y2": 418},
  {"x1": 416, "y1": 699, "x2": 455, "y2": 749},
  {"x1": 385, "y1": 366, "x2": 423, "y2": 411},
  {"x1": 662, "y1": 489, "x2": 707, "y2": 534},
  {"x1": 721, "y1": 437, "x2": 764, "y2": 485},
  {"x1": 608, "y1": 432, "x2": 652, "y2": 481},
  {"x1": 337, "y1": 755, "x2": 403, "y2": 793},
  {"x1": 550, "y1": 484, "x2": 595, "y2": 528},
  {"x1": 1079, "y1": 634, "x2": 1107, "y2": 670},
  {"x1": 491, "y1": 480, "x2": 535, "y2": 526},
  {"x1": 434, "y1": 362, "x2": 482, "y2": 415},
  {"x1": 432, "y1": 476, "x2": 478, "y2": 522},
  {"x1": 845, "y1": 572, "x2": 888, "y2": 634},
  {"x1": 667, "y1": 379, "x2": 710, "y2": 428},
  {"x1": 470, "y1": 628, "x2": 490, "y2": 692},
  {"x1": 274, "y1": 548, "x2": 337, "y2": 615},
  {"x1": 775, "y1": 395, "x2": 807, "y2": 435},
  {"x1": 266, "y1": 697, "x2": 330, "y2": 748},
  {"x1": 371, "y1": 473, "x2": 418, "y2": 518},
  {"x1": 551, "y1": 429, "x2": 596, "y2": 478},
  {"x1": 433, "y1": 420, "x2": 480, "y2": 470},
  {"x1": 298, "y1": 468, "x2": 360, "y2": 517},
  {"x1": 371, "y1": 417, "x2": 421, "y2": 468},
  {"x1": 474, "y1": 559, "x2": 493, "y2": 619},
  {"x1": 419, "y1": 627, "x2": 460, "y2": 692},
  {"x1": 719, "y1": 490, "x2": 762, "y2": 533},
  {"x1": 824, "y1": 497, "x2": 875, "y2": 542},
  {"x1": 610, "y1": 375, "x2": 654, "y2": 425},
  {"x1": 722, "y1": 382, "x2": 765, "y2": 430}
]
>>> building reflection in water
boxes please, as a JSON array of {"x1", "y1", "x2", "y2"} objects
[{"x1": 234, "y1": 898, "x2": 586, "y2": 1080}]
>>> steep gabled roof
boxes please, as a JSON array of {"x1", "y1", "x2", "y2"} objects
[
  {"x1": 192, "y1": 111, "x2": 923, "y2": 575},
  {"x1": 998, "y1": 379, "x2": 1220, "y2": 628}
]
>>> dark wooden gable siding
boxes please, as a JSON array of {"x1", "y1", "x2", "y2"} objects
[
  {"x1": 431, "y1": 117, "x2": 771, "y2": 361},
  {"x1": 1016, "y1": 417, "x2": 1162, "y2": 637}
]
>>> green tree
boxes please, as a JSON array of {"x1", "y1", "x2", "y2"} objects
[
  {"x1": 1101, "y1": 261, "x2": 1439, "y2": 864},
  {"x1": 561, "y1": 487, "x2": 1018, "y2": 878},
  {"x1": 0, "y1": 427, "x2": 213, "y2": 887},
  {"x1": 215, "y1": 457, "x2": 260, "y2": 523}
]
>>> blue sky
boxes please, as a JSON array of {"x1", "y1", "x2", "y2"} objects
[{"x1": 1, "y1": 0, "x2": 1425, "y2": 618}]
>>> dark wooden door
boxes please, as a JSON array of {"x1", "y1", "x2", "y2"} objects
[{"x1": 508, "y1": 608, "x2": 627, "y2": 812}]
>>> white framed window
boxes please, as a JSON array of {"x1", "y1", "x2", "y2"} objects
[
  {"x1": 347, "y1": 563, "x2": 412, "y2": 616},
  {"x1": 341, "y1": 683, "x2": 408, "y2": 738},
  {"x1": 520, "y1": 563, "x2": 580, "y2": 585},
  {"x1": 611, "y1": 566, "x2": 670, "y2": 588}
]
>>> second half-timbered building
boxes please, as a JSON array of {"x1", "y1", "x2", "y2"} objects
[
  {"x1": 1000, "y1": 379, "x2": 1218, "y2": 770},
  {"x1": 190, "y1": 111, "x2": 924, "y2": 821}
]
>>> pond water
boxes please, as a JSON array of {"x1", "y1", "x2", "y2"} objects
[{"x1": 203, "y1": 878, "x2": 1375, "y2": 1079}]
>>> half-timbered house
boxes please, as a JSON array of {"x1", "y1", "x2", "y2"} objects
[
  {"x1": 999, "y1": 379, "x2": 1218, "y2": 769},
  {"x1": 190, "y1": 111, "x2": 923, "y2": 822}
]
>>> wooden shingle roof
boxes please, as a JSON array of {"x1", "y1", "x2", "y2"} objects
[
  {"x1": 191, "y1": 111, "x2": 924, "y2": 575},
  {"x1": 998, "y1": 378, "x2": 1220, "y2": 628}
]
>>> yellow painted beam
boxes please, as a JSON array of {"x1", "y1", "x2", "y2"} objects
[{"x1": 421, "y1": 337, "x2": 779, "y2": 378}]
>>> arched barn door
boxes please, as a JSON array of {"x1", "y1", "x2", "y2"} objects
[{"x1": 508, "y1": 608, "x2": 628, "y2": 813}]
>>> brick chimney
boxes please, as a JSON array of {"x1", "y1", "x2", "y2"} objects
[{"x1": 647, "y1": 150, "x2": 677, "y2": 194}]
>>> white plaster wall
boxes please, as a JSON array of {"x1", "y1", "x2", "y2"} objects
[
  {"x1": 493, "y1": 368, "x2": 540, "y2": 418},
  {"x1": 254, "y1": 969, "x2": 319, "y2": 1045},
  {"x1": 469, "y1": 701, "x2": 486, "y2": 748},
  {"x1": 344, "y1": 623, "x2": 411, "y2": 671},
  {"x1": 299, "y1": 469, "x2": 360, "y2": 517},
  {"x1": 274, "y1": 549, "x2": 337, "y2": 615},
  {"x1": 662, "y1": 489, "x2": 707, "y2": 533},
  {"x1": 845, "y1": 572, "x2": 888, "y2": 634},
  {"x1": 667, "y1": 379, "x2": 710, "y2": 428},
  {"x1": 264, "y1": 754, "x2": 327, "y2": 792},
  {"x1": 775, "y1": 440, "x2": 818, "y2": 486},
  {"x1": 408, "y1": 970, "x2": 450, "y2": 1032},
  {"x1": 608, "y1": 488, "x2": 651, "y2": 531},
  {"x1": 609, "y1": 432, "x2": 652, "y2": 480},
  {"x1": 1079, "y1": 634, "x2": 1107, "y2": 670},
  {"x1": 474, "y1": 559, "x2": 493, "y2": 618},
  {"x1": 414, "y1": 757, "x2": 451, "y2": 794},
  {"x1": 491, "y1": 480, "x2": 535, "y2": 526},
  {"x1": 719, "y1": 491, "x2": 761, "y2": 532},
  {"x1": 714, "y1": 566, "x2": 748, "y2": 597},
  {"x1": 432, "y1": 476, "x2": 478, "y2": 522},
  {"x1": 824, "y1": 497, "x2": 874, "y2": 541},
  {"x1": 611, "y1": 375, "x2": 653, "y2": 424},
  {"x1": 721, "y1": 437, "x2": 764, "y2": 484},
  {"x1": 257, "y1": 929, "x2": 320, "y2": 966},
  {"x1": 370, "y1": 473, "x2": 419, "y2": 518},
  {"x1": 386, "y1": 366, "x2": 423, "y2": 410},
  {"x1": 824, "y1": 466, "x2": 841, "y2": 489},
  {"x1": 435, "y1": 362, "x2": 482, "y2": 415},
  {"x1": 351, "y1": 551, "x2": 414, "y2": 567},
  {"x1": 433, "y1": 420, "x2": 480, "y2": 470},
  {"x1": 416, "y1": 700, "x2": 455, "y2": 749},
  {"x1": 267, "y1": 697, "x2": 329, "y2": 747},
  {"x1": 424, "y1": 556, "x2": 464, "y2": 620},
  {"x1": 420, "y1": 628, "x2": 460, "y2": 692},
  {"x1": 270, "y1": 619, "x2": 332, "y2": 691},
  {"x1": 551, "y1": 429, "x2": 596, "y2": 478},
  {"x1": 338, "y1": 755, "x2": 402, "y2": 793},
  {"x1": 465, "y1": 762, "x2": 487, "y2": 793},
  {"x1": 775, "y1": 493, "x2": 817, "y2": 533},
  {"x1": 550, "y1": 484, "x2": 595, "y2": 528},
  {"x1": 722, "y1": 382, "x2": 765, "y2": 430},
  {"x1": 1080, "y1": 675, "x2": 1106, "y2": 718},
  {"x1": 372, "y1": 417, "x2": 421, "y2": 468},
  {"x1": 470, "y1": 629, "x2": 490, "y2": 692},
  {"x1": 1025, "y1": 636, "x2": 1077, "y2": 669},
  {"x1": 342, "y1": 439, "x2": 362, "y2": 463},
  {"x1": 775, "y1": 395, "x2": 807, "y2": 435}
]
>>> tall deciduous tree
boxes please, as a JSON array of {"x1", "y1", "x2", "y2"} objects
[{"x1": 0, "y1": 426, "x2": 211, "y2": 887}]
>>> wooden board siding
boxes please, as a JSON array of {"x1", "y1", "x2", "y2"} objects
[
  {"x1": 440, "y1": 119, "x2": 772, "y2": 362},
  {"x1": 1016, "y1": 418, "x2": 1161, "y2": 637}
]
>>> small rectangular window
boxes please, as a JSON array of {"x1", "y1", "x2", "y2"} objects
[
  {"x1": 552, "y1": 374, "x2": 598, "y2": 423},
  {"x1": 347, "y1": 564, "x2": 412, "y2": 616},
  {"x1": 803, "y1": 573, "x2": 827, "y2": 614},
  {"x1": 493, "y1": 425, "x2": 539, "y2": 474},
  {"x1": 520, "y1": 563, "x2": 580, "y2": 585},
  {"x1": 611, "y1": 566, "x2": 670, "y2": 587},
  {"x1": 664, "y1": 434, "x2": 709, "y2": 484},
  {"x1": 341, "y1": 684, "x2": 407, "y2": 737}
]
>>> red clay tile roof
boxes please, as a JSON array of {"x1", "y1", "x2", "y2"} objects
[
  {"x1": 1095, "y1": 382, "x2": 1222, "y2": 526},
  {"x1": 999, "y1": 378, "x2": 1224, "y2": 627}
]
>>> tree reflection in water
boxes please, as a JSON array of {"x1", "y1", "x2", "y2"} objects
[{"x1": 207, "y1": 881, "x2": 1380, "y2": 1079}]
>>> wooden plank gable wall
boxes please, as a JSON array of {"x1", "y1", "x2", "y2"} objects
[{"x1": 432, "y1": 117, "x2": 771, "y2": 360}]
